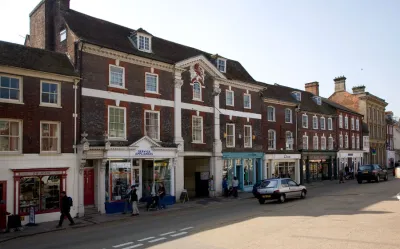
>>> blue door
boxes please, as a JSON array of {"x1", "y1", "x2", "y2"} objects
[{"x1": 236, "y1": 165, "x2": 243, "y2": 190}]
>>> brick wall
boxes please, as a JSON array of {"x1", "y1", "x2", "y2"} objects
[{"x1": 29, "y1": 3, "x2": 46, "y2": 49}]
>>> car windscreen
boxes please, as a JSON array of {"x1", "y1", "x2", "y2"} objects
[
  {"x1": 359, "y1": 165, "x2": 373, "y2": 171},
  {"x1": 260, "y1": 180, "x2": 278, "y2": 188}
]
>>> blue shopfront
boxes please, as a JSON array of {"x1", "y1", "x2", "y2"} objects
[{"x1": 222, "y1": 152, "x2": 264, "y2": 192}]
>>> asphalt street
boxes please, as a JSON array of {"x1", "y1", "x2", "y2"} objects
[{"x1": 1, "y1": 178, "x2": 400, "y2": 249}]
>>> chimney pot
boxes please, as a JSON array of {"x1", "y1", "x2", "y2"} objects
[
  {"x1": 334, "y1": 76, "x2": 346, "y2": 92},
  {"x1": 305, "y1": 81, "x2": 319, "y2": 96}
]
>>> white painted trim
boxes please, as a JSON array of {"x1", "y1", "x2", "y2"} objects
[
  {"x1": 0, "y1": 118, "x2": 23, "y2": 154},
  {"x1": 183, "y1": 151, "x2": 212, "y2": 157},
  {"x1": 243, "y1": 93, "x2": 251, "y2": 109},
  {"x1": 284, "y1": 108, "x2": 292, "y2": 123},
  {"x1": 0, "y1": 66, "x2": 79, "y2": 83},
  {"x1": 144, "y1": 110, "x2": 160, "y2": 141},
  {"x1": 264, "y1": 154, "x2": 301, "y2": 160},
  {"x1": 107, "y1": 105, "x2": 127, "y2": 141},
  {"x1": 302, "y1": 114, "x2": 309, "y2": 129},
  {"x1": 192, "y1": 115, "x2": 203, "y2": 143},
  {"x1": 40, "y1": 121, "x2": 61, "y2": 154},
  {"x1": 145, "y1": 72, "x2": 159, "y2": 94},
  {"x1": 0, "y1": 73, "x2": 24, "y2": 104},
  {"x1": 40, "y1": 80, "x2": 62, "y2": 108},
  {"x1": 217, "y1": 58, "x2": 227, "y2": 73},
  {"x1": 268, "y1": 129, "x2": 276, "y2": 150},
  {"x1": 219, "y1": 108, "x2": 261, "y2": 119},
  {"x1": 109, "y1": 64, "x2": 125, "y2": 89},
  {"x1": 320, "y1": 117, "x2": 326, "y2": 130},
  {"x1": 244, "y1": 125, "x2": 252, "y2": 148},
  {"x1": 192, "y1": 82, "x2": 202, "y2": 101},
  {"x1": 225, "y1": 89, "x2": 234, "y2": 106},
  {"x1": 328, "y1": 117, "x2": 333, "y2": 130},
  {"x1": 267, "y1": 106, "x2": 276, "y2": 122},
  {"x1": 226, "y1": 123, "x2": 235, "y2": 148},
  {"x1": 137, "y1": 33, "x2": 152, "y2": 53},
  {"x1": 175, "y1": 55, "x2": 227, "y2": 79}
]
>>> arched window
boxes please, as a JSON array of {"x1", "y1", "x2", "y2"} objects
[
  {"x1": 193, "y1": 82, "x2": 201, "y2": 100},
  {"x1": 268, "y1": 130, "x2": 276, "y2": 150}
]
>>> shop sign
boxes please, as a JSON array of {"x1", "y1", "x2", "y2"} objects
[
  {"x1": 348, "y1": 154, "x2": 353, "y2": 157},
  {"x1": 111, "y1": 162, "x2": 131, "y2": 169},
  {"x1": 135, "y1": 149, "x2": 154, "y2": 156},
  {"x1": 284, "y1": 154, "x2": 291, "y2": 159},
  {"x1": 18, "y1": 171, "x2": 62, "y2": 176}
]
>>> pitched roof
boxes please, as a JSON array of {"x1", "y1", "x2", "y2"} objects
[
  {"x1": 0, "y1": 40, "x2": 78, "y2": 77},
  {"x1": 63, "y1": 9, "x2": 254, "y2": 83},
  {"x1": 321, "y1": 97, "x2": 363, "y2": 116}
]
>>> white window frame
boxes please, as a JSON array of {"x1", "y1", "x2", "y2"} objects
[
  {"x1": 356, "y1": 118, "x2": 360, "y2": 131},
  {"x1": 293, "y1": 91, "x2": 301, "y2": 101},
  {"x1": 313, "y1": 135, "x2": 319, "y2": 150},
  {"x1": 243, "y1": 93, "x2": 251, "y2": 109},
  {"x1": 0, "y1": 119, "x2": 22, "y2": 153},
  {"x1": 0, "y1": 74, "x2": 23, "y2": 104},
  {"x1": 244, "y1": 125, "x2": 252, "y2": 148},
  {"x1": 192, "y1": 82, "x2": 202, "y2": 101},
  {"x1": 320, "y1": 117, "x2": 325, "y2": 130},
  {"x1": 328, "y1": 118, "x2": 333, "y2": 130},
  {"x1": 344, "y1": 116, "x2": 349, "y2": 129},
  {"x1": 40, "y1": 80, "x2": 61, "y2": 108},
  {"x1": 303, "y1": 135, "x2": 308, "y2": 150},
  {"x1": 351, "y1": 135, "x2": 355, "y2": 149},
  {"x1": 302, "y1": 114, "x2": 308, "y2": 128},
  {"x1": 285, "y1": 108, "x2": 292, "y2": 123},
  {"x1": 138, "y1": 34, "x2": 152, "y2": 52},
  {"x1": 60, "y1": 29, "x2": 67, "y2": 42},
  {"x1": 356, "y1": 135, "x2": 360, "y2": 149},
  {"x1": 268, "y1": 129, "x2": 276, "y2": 150},
  {"x1": 321, "y1": 136, "x2": 326, "y2": 150},
  {"x1": 339, "y1": 134, "x2": 343, "y2": 148},
  {"x1": 351, "y1": 117, "x2": 355, "y2": 130},
  {"x1": 226, "y1": 123, "x2": 235, "y2": 147},
  {"x1": 192, "y1": 116, "x2": 203, "y2": 143},
  {"x1": 313, "y1": 116, "x2": 318, "y2": 129},
  {"x1": 145, "y1": 72, "x2": 159, "y2": 94},
  {"x1": 109, "y1": 65, "x2": 125, "y2": 89},
  {"x1": 339, "y1": 114, "x2": 343, "y2": 128},
  {"x1": 217, "y1": 58, "x2": 227, "y2": 73},
  {"x1": 226, "y1": 90, "x2": 234, "y2": 106},
  {"x1": 315, "y1": 96, "x2": 321, "y2": 105},
  {"x1": 285, "y1": 131, "x2": 293, "y2": 150},
  {"x1": 144, "y1": 110, "x2": 160, "y2": 141},
  {"x1": 328, "y1": 136, "x2": 333, "y2": 150},
  {"x1": 345, "y1": 134, "x2": 349, "y2": 148},
  {"x1": 108, "y1": 106, "x2": 127, "y2": 140},
  {"x1": 40, "y1": 121, "x2": 61, "y2": 153},
  {"x1": 267, "y1": 106, "x2": 276, "y2": 122}
]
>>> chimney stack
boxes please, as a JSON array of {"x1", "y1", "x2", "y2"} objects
[
  {"x1": 334, "y1": 76, "x2": 346, "y2": 92},
  {"x1": 352, "y1": 85, "x2": 366, "y2": 94},
  {"x1": 305, "y1": 81, "x2": 319, "y2": 96}
]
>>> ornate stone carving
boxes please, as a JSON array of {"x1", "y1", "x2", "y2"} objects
[
  {"x1": 212, "y1": 86, "x2": 221, "y2": 96},
  {"x1": 190, "y1": 63, "x2": 205, "y2": 85},
  {"x1": 174, "y1": 79, "x2": 184, "y2": 89},
  {"x1": 81, "y1": 131, "x2": 88, "y2": 143},
  {"x1": 100, "y1": 159, "x2": 107, "y2": 173},
  {"x1": 105, "y1": 141, "x2": 111, "y2": 151},
  {"x1": 79, "y1": 160, "x2": 86, "y2": 174}
]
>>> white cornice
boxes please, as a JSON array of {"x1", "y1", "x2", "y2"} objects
[
  {"x1": 219, "y1": 79, "x2": 265, "y2": 92},
  {"x1": 82, "y1": 43, "x2": 174, "y2": 73},
  {"x1": 0, "y1": 66, "x2": 79, "y2": 83},
  {"x1": 175, "y1": 55, "x2": 226, "y2": 79},
  {"x1": 263, "y1": 98, "x2": 297, "y2": 107}
]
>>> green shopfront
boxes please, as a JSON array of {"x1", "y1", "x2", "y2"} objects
[{"x1": 222, "y1": 152, "x2": 264, "y2": 192}]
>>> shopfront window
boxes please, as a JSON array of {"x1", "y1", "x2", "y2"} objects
[
  {"x1": 243, "y1": 159, "x2": 254, "y2": 186},
  {"x1": 154, "y1": 160, "x2": 171, "y2": 197},
  {"x1": 142, "y1": 159, "x2": 171, "y2": 198},
  {"x1": 19, "y1": 174, "x2": 62, "y2": 214},
  {"x1": 109, "y1": 162, "x2": 131, "y2": 201},
  {"x1": 274, "y1": 162, "x2": 295, "y2": 181},
  {"x1": 223, "y1": 159, "x2": 234, "y2": 183}
]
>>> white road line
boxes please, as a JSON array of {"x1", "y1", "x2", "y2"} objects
[
  {"x1": 160, "y1": 231, "x2": 176, "y2": 236},
  {"x1": 113, "y1": 242, "x2": 134, "y2": 248},
  {"x1": 137, "y1": 237, "x2": 155, "y2": 241},
  {"x1": 170, "y1": 232, "x2": 188, "y2": 237},
  {"x1": 180, "y1": 227, "x2": 194, "y2": 231},
  {"x1": 123, "y1": 244, "x2": 143, "y2": 249},
  {"x1": 148, "y1": 237, "x2": 166, "y2": 243}
]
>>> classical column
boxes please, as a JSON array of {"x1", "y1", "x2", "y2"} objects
[
  {"x1": 77, "y1": 159, "x2": 86, "y2": 217},
  {"x1": 98, "y1": 159, "x2": 107, "y2": 214},
  {"x1": 170, "y1": 158, "x2": 176, "y2": 197},
  {"x1": 211, "y1": 82, "x2": 223, "y2": 196}
]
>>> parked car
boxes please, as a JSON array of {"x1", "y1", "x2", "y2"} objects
[
  {"x1": 252, "y1": 180, "x2": 266, "y2": 197},
  {"x1": 254, "y1": 178, "x2": 307, "y2": 204},
  {"x1": 357, "y1": 164, "x2": 388, "y2": 184}
]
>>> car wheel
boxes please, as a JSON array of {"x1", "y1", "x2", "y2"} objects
[
  {"x1": 258, "y1": 199, "x2": 265, "y2": 204},
  {"x1": 358, "y1": 180, "x2": 362, "y2": 184},
  {"x1": 384, "y1": 174, "x2": 388, "y2": 181},
  {"x1": 300, "y1": 190, "x2": 307, "y2": 199},
  {"x1": 278, "y1": 194, "x2": 286, "y2": 203}
]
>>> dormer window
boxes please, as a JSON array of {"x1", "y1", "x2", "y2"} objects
[
  {"x1": 217, "y1": 58, "x2": 226, "y2": 73},
  {"x1": 292, "y1": 91, "x2": 301, "y2": 101},
  {"x1": 313, "y1": 96, "x2": 322, "y2": 105},
  {"x1": 60, "y1": 29, "x2": 67, "y2": 42},
  {"x1": 138, "y1": 35, "x2": 151, "y2": 52}
]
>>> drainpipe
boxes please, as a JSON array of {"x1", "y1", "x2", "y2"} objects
[{"x1": 73, "y1": 79, "x2": 78, "y2": 154}]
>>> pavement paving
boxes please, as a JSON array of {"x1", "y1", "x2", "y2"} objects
[{"x1": 2, "y1": 178, "x2": 397, "y2": 249}]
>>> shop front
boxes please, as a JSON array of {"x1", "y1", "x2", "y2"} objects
[
  {"x1": 387, "y1": 150, "x2": 395, "y2": 168},
  {"x1": 337, "y1": 151, "x2": 364, "y2": 173},
  {"x1": 300, "y1": 151, "x2": 337, "y2": 184},
  {"x1": 264, "y1": 154, "x2": 301, "y2": 183},
  {"x1": 222, "y1": 152, "x2": 264, "y2": 192},
  {"x1": 80, "y1": 136, "x2": 178, "y2": 214}
]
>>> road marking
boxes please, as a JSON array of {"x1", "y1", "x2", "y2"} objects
[
  {"x1": 113, "y1": 242, "x2": 134, "y2": 248},
  {"x1": 160, "y1": 231, "x2": 176, "y2": 236},
  {"x1": 123, "y1": 244, "x2": 143, "y2": 249},
  {"x1": 170, "y1": 232, "x2": 188, "y2": 237},
  {"x1": 137, "y1": 237, "x2": 155, "y2": 241},
  {"x1": 180, "y1": 226, "x2": 194, "y2": 231},
  {"x1": 148, "y1": 237, "x2": 166, "y2": 243}
]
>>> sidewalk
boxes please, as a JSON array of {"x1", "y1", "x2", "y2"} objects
[{"x1": 0, "y1": 181, "x2": 335, "y2": 243}]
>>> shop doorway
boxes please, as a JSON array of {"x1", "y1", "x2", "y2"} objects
[
  {"x1": 195, "y1": 172, "x2": 209, "y2": 197},
  {"x1": 84, "y1": 168, "x2": 95, "y2": 206},
  {"x1": 0, "y1": 181, "x2": 6, "y2": 230},
  {"x1": 236, "y1": 165, "x2": 243, "y2": 190}
]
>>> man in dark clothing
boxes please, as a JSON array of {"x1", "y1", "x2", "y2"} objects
[
  {"x1": 56, "y1": 191, "x2": 75, "y2": 228},
  {"x1": 130, "y1": 185, "x2": 139, "y2": 216},
  {"x1": 157, "y1": 183, "x2": 166, "y2": 209}
]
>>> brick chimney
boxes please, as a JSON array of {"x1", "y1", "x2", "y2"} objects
[
  {"x1": 334, "y1": 76, "x2": 346, "y2": 92},
  {"x1": 352, "y1": 85, "x2": 365, "y2": 94},
  {"x1": 305, "y1": 81, "x2": 319, "y2": 96}
]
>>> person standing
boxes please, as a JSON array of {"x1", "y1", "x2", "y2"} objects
[
  {"x1": 232, "y1": 177, "x2": 239, "y2": 198},
  {"x1": 56, "y1": 191, "x2": 75, "y2": 228},
  {"x1": 158, "y1": 183, "x2": 166, "y2": 209},
  {"x1": 130, "y1": 185, "x2": 139, "y2": 216},
  {"x1": 222, "y1": 177, "x2": 228, "y2": 197},
  {"x1": 122, "y1": 186, "x2": 132, "y2": 214}
]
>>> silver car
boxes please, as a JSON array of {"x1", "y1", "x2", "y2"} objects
[{"x1": 255, "y1": 178, "x2": 307, "y2": 204}]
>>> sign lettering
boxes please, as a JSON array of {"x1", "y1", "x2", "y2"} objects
[
  {"x1": 284, "y1": 154, "x2": 291, "y2": 159},
  {"x1": 19, "y1": 171, "x2": 62, "y2": 176},
  {"x1": 135, "y1": 149, "x2": 153, "y2": 156}
]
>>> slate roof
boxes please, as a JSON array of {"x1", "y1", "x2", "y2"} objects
[
  {"x1": 260, "y1": 83, "x2": 337, "y2": 115},
  {"x1": 63, "y1": 9, "x2": 255, "y2": 83},
  {"x1": 0, "y1": 40, "x2": 78, "y2": 77}
]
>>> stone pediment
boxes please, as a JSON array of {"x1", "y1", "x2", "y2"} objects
[
  {"x1": 129, "y1": 136, "x2": 161, "y2": 149},
  {"x1": 175, "y1": 55, "x2": 227, "y2": 80}
]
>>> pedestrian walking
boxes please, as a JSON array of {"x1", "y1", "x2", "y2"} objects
[
  {"x1": 158, "y1": 182, "x2": 166, "y2": 209},
  {"x1": 222, "y1": 177, "x2": 228, "y2": 197},
  {"x1": 122, "y1": 187, "x2": 132, "y2": 214},
  {"x1": 130, "y1": 185, "x2": 139, "y2": 216},
  {"x1": 56, "y1": 191, "x2": 75, "y2": 228},
  {"x1": 339, "y1": 169, "x2": 345, "y2": 184},
  {"x1": 232, "y1": 177, "x2": 239, "y2": 198}
]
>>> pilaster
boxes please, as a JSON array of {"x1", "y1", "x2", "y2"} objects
[
  {"x1": 98, "y1": 159, "x2": 107, "y2": 214},
  {"x1": 174, "y1": 68, "x2": 185, "y2": 152}
]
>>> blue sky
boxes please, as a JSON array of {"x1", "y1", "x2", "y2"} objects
[{"x1": 1, "y1": 0, "x2": 399, "y2": 115}]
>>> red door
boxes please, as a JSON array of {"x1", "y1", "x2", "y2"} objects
[
  {"x1": 0, "y1": 181, "x2": 7, "y2": 230},
  {"x1": 84, "y1": 168, "x2": 95, "y2": 206}
]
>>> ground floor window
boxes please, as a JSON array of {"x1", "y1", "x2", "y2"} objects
[
  {"x1": 106, "y1": 161, "x2": 131, "y2": 202},
  {"x1": 243, "y1": 159, "x2": 254, "y2": 186},
  {"x1": 142, "y1": 159, "x2": 171, "y2": 198},
  {"x1": 274, "y1": 161, "x2": 295, "y2": 181},
  {"x1": 223, "y1": 158, "x2": 261, "y2": 189},
  {"x1": 223, "y1": 159, "x2": 235, "y2": 184}
]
